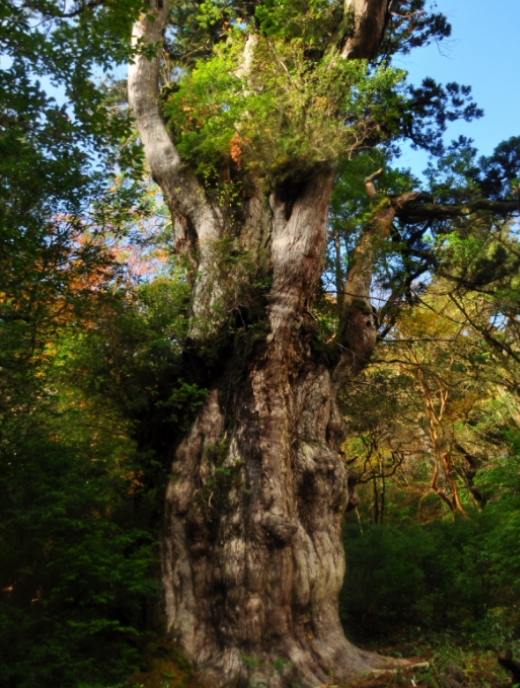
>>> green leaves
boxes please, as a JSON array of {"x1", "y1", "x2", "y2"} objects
[
  {"x1": 0, "y1": 267, "x2": 199, "y2": 686},
  {"x1": 0, "y1": 0, "x2": 153, "y2": 400},
  {"x1": 254, "y1": 0, "x2": 341, "y2": 44},
  {"x1": 0, "y1": 399, "x2": 157, "y2": 687},
  {"x1": 164, "y1": 35, "x2": 407, "y2": 187},
  {"x1": 341, "y1": 508, "x2": 520, "y2": 642},
  {"x1": 0, "y1": 7, "x2": 193, "y2": 679}
]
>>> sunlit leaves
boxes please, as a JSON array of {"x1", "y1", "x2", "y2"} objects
[{"x1": 164, "y1": 35, "x2": 407, "y2": 186}]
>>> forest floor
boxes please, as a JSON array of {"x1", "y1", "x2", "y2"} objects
[
  {"x1": 126, "y1": 634, "x2": 513, "y2": 688},
  {"x1": 345, "y1": 635, "x2": 511, "y2": 687}
]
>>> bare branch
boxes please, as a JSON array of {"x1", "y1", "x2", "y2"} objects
[
  {"x1": 396, "y1": 198, "x2": 518, "y2": 223},
  {"x1": 128, "y1": 0, "x2": 221, "y2": 256},
  {"x1": 364, "y1": 167, "x2": 384, "y2": 199}
]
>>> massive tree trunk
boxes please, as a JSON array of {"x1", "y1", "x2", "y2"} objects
[
  {"x1": 159, "y1": 176, "x2": 389, "y2": 688},
  {"x1": 128, "y1": 2, "x2": 398, "y2": 685}
]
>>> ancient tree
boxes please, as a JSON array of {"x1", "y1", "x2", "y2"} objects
[{"x1": 128, "y1": 1, "x2": 519, "y2": 685}]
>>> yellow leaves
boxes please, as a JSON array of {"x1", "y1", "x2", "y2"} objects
[
  {"x1": 313, "y1": 95, "x2": 328, "y2": 111},
  {"x1": 448, "y1": 393, "x2": 482, "y2": 420},
  {"x1": 397, "y1": 298, "x2": 458, "y2": 340}
]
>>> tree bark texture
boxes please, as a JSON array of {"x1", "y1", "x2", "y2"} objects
[
  {"x1": 128, "y1": 2, "x2": 397, "y2": 685},
  {"x1": 160, "y1": 178, "x2": 395, "y2": 687},
  {"x1": 340, "y1": 0, "x2": 391, "y2": 59}
]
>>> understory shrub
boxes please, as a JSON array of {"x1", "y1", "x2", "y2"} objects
[{"x1": 341, "y1": 467, "x2": 520, "y2": 646}]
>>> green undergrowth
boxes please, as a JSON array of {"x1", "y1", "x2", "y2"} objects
[
  {"x1": 125, "y1": 636, "x2": 517, "y2": 688},
  {"x1": 125, "y1": 640, "x2": 200, "y2": 688},
  {"x1": 343, "y1": 633, "x2": 511, "y2": 687},
  {"x1": 338, "y1": 453, "x2": 520, "y2": 686},
  {"x1": 340, "y1": 466, "x2": 520, "y2": 648}
]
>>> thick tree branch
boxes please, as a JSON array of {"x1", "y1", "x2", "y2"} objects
[
  {"x1": 364, "y1": 167, "x2": 384, "y2": 199},
  {"x1": 331, "y1": 166, "x2": 519, "y2": 384},
  {"x1": 396, "y1": 198, "x2": 518, "y2": 223},
  {"x1": 129, "y1": 0, "x2": 229, "y2": 340},
  {"x1": 333, "y1": 172, "x2": 398, "y2": 381},
  {"x1": 340, "y1": 0, "x2": 391, "y2": 59},
  {"x1": 342, "y1": 180, "x2": 420, "y2": 313},
  {"x1": 333, "y1": 171, "x2": 433, "y2": 382},
  {"x1": 128, "y1": 0, "x2": 221, "y2": 256}
]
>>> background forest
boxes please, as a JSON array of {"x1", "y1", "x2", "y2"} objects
[{"x1": 1, "y1": 1, "x2": 520, "y2": 687}]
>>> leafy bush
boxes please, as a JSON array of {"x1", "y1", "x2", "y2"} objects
[
  {"x1": 164, "y1": 35, "x2": 406, "y2": 186},
  {"x1": 0, "y1": 412, "x2": 157, "y2": 688},
  {"x1": 0, "y1": 275, "x2": 206, "y2": 687},
  {"x1": 341, "y1": 472, "x2": 520, "y2": 646}
]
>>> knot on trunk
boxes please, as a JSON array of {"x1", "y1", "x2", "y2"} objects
[{"x1": 262, "y1": 512, "x2": 298, "y2": 546}]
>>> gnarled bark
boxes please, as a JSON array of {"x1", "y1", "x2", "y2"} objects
[
  {"x1": 128, "y1": 2, "x2": 399, "y2": 685},
  {"x1": 163, "y1": 335, "x2": 390, "y2": 687},
  {"x1": 159, "y1": 171, "x2": 397, "y2": 687}
]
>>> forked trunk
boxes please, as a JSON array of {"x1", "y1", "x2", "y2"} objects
[
  {"x1": 127, "y1": 3, "x2": 520, "y2": 681},
  {"x1": 161, "y1": 181, "x2": 389, "y2": 687},
  {"x1": 128, "y1": 2, "x2": 395, "y2": 685}
]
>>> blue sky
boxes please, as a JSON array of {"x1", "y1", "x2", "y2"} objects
[{"x1": 396, "y1": 0, "x2": 520, "y2": 177}]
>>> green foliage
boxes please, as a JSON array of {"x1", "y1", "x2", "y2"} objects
[
  {"x1": 0, "y1": 0, "x2": 151, "y2": 419},
  {"x1": 341, "y1": 432, "x2": 520, "y2": 648},
  {"x1": 0, "y1": 266, "x2": 207, "y2": 686},
  {"x1": 253, "y1": 0, "x2": 341, "y2": 45},
  {"x1": 0, "y1": 390, "x2": 157, "y2": 687},
  {"x1": 62, "y1": 278, "x2": 190, "y2": 409},
  {"x1": 1, "y1": 0, "x2": 519, "y2": 685},
  {"x1": 0, "y1": 8, "x2": 203, "y2": 678},
  {"x1": 164, "y1": 35, "x2": 406, "y2": 186},
  {"x1": 340, "y1": 272, "x2": 520, "y2": 648},
  {"x1": 341, "y1": 512, "x2": 491, "y2": 642},
  {"x1": 166, "y1": 0, "x2": 452, "y2": 68}
]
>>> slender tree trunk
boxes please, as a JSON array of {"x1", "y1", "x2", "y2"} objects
[{"x1": 128, "y1": 2, "x2": 400, "y2": 685}]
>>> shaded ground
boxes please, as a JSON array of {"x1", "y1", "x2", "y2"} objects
[
  {"x1": 344, "y1": 636, "x2": 511, "y2": 687},
  {"x1": 126, "y1": 635, "x2": 513, "y2": 688}
]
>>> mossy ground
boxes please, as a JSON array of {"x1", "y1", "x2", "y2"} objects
[
  {"x1": 125, "y1": 641, "x2": 202, "y2": 688},
  {"x1": 344, "y1": 635, "x2": 512, "y2": 687}
]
